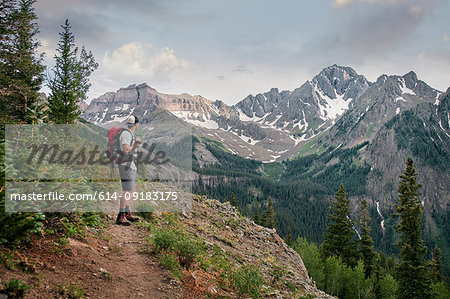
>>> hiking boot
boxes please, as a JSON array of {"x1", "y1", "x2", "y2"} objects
[
  {"x1": 125, "y1": 211, "x2": 140, "y2": 222},
  {"x1": 116, "y1": 213, "x2": 131, "y2": 226}
]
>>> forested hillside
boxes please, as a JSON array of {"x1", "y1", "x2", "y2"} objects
[{"x1": 192, "y1": 130, "x2": 450, "y2": 287}]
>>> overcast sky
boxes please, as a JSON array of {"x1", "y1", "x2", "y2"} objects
[{"x1": 35, "y1": 0, "x2": 450, "y2": 105}]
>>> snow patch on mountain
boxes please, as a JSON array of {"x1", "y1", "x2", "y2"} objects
[
  {"x1": 233, "y1": 132, "x2": 259, "y2": 145},
  {"x1": 398, "y1": 78, "x2": 416, "y2": 96},
  {"x1": 236, "y1": 108, "x2": 267, "y2": 122},
  {"x1": 434, "y1": 92, "x2": 441, "y2": 105},
  {"x1": 313, "y1": 83, "x2": 351, "y2": 120},
  {"x1": 170, "y1": 111, "x2": 219, "y2": 129},
  {"x1": 394, "y1": 96, "x2": 407, "y2": 102},
  {"x1": 105, "y1": 107, "x2": 135, "y2": 124},
  {"x1": 376, "y1": 201, "x2": 385, "y2": 231}
]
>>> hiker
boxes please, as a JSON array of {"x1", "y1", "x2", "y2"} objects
[{"x1": 116, "y1": 115, "x2": 142, "y2": 225}]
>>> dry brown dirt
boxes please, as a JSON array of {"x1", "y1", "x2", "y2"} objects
[{"x1": 0, "y1": 219, "x2": 198, "y2": 298}]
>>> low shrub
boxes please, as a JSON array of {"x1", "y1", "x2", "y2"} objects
[
  {"x1": 230, "y1": 265, "x2": 264, "y2": 298},
  {"x1": 57, "y1": 282, "x2": 84, "y2": 299},
  {"x1": 158, "y1": 252, "x2": 181, "y2": 279},
  {"x1": 2, "y1": 279, "x2": 30, "y2": 298}
]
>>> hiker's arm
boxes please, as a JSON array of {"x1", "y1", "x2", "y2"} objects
[{"x1": 122, "y1": 138, "x2": 142, "y2": 154}]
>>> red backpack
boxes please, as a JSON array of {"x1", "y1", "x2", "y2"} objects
[{"x1": 106, "y1": 127, "x2": 129, "y2": 164}]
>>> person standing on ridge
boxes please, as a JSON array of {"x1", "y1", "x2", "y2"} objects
[{"x1": 116, "y1": 115, "x2": 142, "y2": 225}]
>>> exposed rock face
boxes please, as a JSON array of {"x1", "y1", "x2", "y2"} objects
[
  {"x1": 234, "y1": 65, "x2": 371, "y2": 137},
  {"x1": 78, "y1": 99, "x2": 88, "y2": 111},
  {"x1": 365, "y1": 88, "x2": 450, "y2": 212},
  {"x1": 183, "y1": 195, "x2": 334, "y2": 298},
  {"x1": 326, "y1": 71, "x2": 440, "y2": 147},
  {"x1": 82, "y1": 83, "x2": 235, "y2": 127}
]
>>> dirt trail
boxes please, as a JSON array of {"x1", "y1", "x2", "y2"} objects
[{"x1": 1, "y1": 220, "x2": 185, "y2": 298}]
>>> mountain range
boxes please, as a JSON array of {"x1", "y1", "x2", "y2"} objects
[{"x1": 82, "y1": 65, "x2": 450, "y2": 275}]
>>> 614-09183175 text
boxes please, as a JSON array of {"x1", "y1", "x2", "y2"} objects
[{"x1": 9, "y1": 191, "x2": 179, "y2": 201}]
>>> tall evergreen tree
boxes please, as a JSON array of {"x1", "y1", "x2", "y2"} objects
[
  {"x1": 320, "y1": 184, "x2": 358, "y2": 267},
  {"x1": 252, "y1": 200, "x2": 260, "y2": 225},
  {"x1": 358, "y1": 198, "x2": 376, "y2": 277},
  {"x1": 393, "y1": 157, "x2": 431, "y2": 299},
  {"x1": 230, "y1": 192, "x2": 237, "y2": 207},
  {"x1": 286, "y1": 226, "x2": 293, "y2": 247},
  {"x1": 0, "y1": 0, "x2": 44, "y2": 123},
  {"x1": 47, "y1": 19, "x2": 98, "y2": 124},
  {"x1": 1, "y1": 0, "x2": 18, "y2": 122},
  {"x1": 429, "y1": 245, "x2": 443, "y2": 284},
  {"x1": 261, "y1": 197, "x2": 275, "y2": 229}
]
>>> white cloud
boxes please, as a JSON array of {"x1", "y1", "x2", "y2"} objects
[
  {"x1": 101, "y1": 42, "x2": 188, "y2": 81},
  {"x1": 84, "y1": 42, "x2": 189, "y2": 102}
]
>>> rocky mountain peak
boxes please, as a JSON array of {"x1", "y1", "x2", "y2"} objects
[
  {"x1": 374, "y1": 72, "x2": 440, "y2": 103},
  {"x1": 312, "y1": 65, "x2": 370, "y2": 100},
  {"x1": 402, "y1": 71, "x2": 417, "y2": 89}
]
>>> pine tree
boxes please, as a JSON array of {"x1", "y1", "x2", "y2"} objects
[
  {"x1": 393, "y1": 157, "x2": 431, "y2": 299},
  {"x1": 0, "y1": 0, "x2": 44, "y2": 123},
  {"x1": 261, "y1": 197, "x2": 275, "y2": 229},
  {"x1": 1, "y1": 0, "x2": 17, "y2": 123},
  {"x1": 252, "y1": 200, "x2": 260, "y2": 225},
  {"x1": 320, "y1": 184, "x2": 358, "y2": 267},
  {"x1": 429, "y1": 245, "x2": 443, "y2": 284},
  {"x1": 47, "y1": 19, "x2": 98, "y2": 124},
  {"x1": 358, "y1": 198, "x2": 376, "y2": 277},
  {"x1": 230, "y1": 192, "x2": 237, "y2": 207},
  {"x1": 286, "y1": 226, "x2": 293, "y2": 247}
]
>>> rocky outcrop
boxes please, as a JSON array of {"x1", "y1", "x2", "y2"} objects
[
  {"x1": 82, "y1": 83, "x2": 237, "y2": 128},
  {"x1": 181, "y1": 195, "x2": 334, "y2": 298}
]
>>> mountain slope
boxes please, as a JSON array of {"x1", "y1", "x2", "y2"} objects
[
  {"x1": 82, "y1": 65, "x2": 371, "y2": 162},
  {"x1": 325, "y1": 71, "x2": 440, "y2": 148},
  {"x1": 0, "y1": 195, "x2": 333, "y2": 298},
  {"x1": 235, "y1": 64, "x2": 370, "y2": 135}
]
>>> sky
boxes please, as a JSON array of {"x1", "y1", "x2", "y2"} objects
[{"x1": 35, "y1": 0, "x2": 450, "y2": 105}]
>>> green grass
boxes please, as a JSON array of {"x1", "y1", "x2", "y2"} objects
[
  {"x1": 262, "y1": 162, "x2": 284, "y2": 180},
  {"x1": 0, "y1": 250, "x2": 18, "y2": 270},
  {"x1": 152, "y1": 225, "x2": 204, "y2": 270},
  {"x1": 158, "y1": 252, "x2": 181, "y2": 279},
  {"x1": 135, "y1": 202, "x2": 154, "y2": 220},
  {"x1": 295, "y1": 131, "x2": 328, "y2": 158},
  {"x1": 2, "y1": 279, "x2": 30, "y2": 298},
  {"x1": 201, "y1": 136, "x2": 232, "y2": 153},
  {"x1": 152, "y1": 228, "x2": 181, "y2": 252},
  {"x1": 230, "y1": 265, "x2": 265, "y2": 298},
  {"x1": 57, "y1": 282, "x2": 84, "y2": 299},
  {"x1": 365, "y1": 124, "x2": 375, "y2": 139}
]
